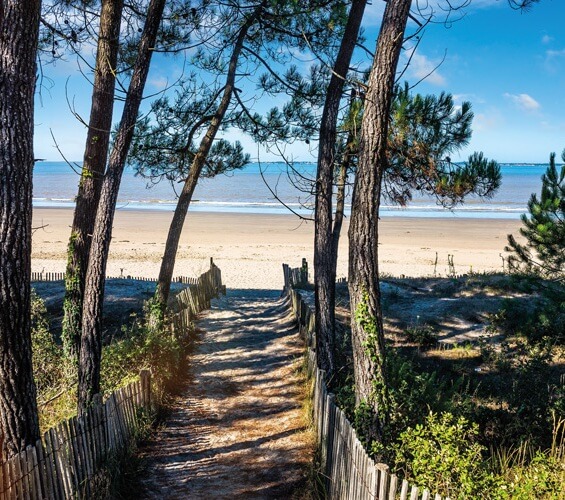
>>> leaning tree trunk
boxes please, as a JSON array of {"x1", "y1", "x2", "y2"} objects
[
  {"x1": 62, "y1": 0, "x2": 124, "y2": 362},
  {"x1": 154, "y1": 6, "x2": 262, "y2": 310},
  {"x1": 314, "y1": 0, "x2": 367, "y2": 377},
  {"x1": 78, "y1": 0, "x2": 166, "y2": 413},
  {"x1": 348, "y1": 0, "x2": 411, "y2": 445},
  {"x1": 330, "y1": 132, "x2": 354, "y2": 254},
  {"x1": 0, "y1": 0, "x2": 41, "y2": 457}
]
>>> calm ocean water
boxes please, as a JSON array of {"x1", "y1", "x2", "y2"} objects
[{"x1": 33, "y1": 161, "x2": 549, "y2": 219}]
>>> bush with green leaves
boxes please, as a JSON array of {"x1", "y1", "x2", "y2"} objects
[
  {"x1": 491, "y1": 295, "x2": 565, "y2": 345},
  {"x1": 101, "y1": 299, "x2": 184, "y2": 397},
  {"x1": 31, "y1": 290, "x2": 66, "y2": 395},
  {"x1": 404, "y1": 324, "x2": 439, "y2": 347},
  {"x1": 501, "y1": 449, "x2": 565, "y2": 499},
  {"x1": 392, "y1": 412, "x2": 498, "y2": 499}
]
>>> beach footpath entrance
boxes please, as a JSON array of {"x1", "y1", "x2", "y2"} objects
[{"x1": 138, "y1": 289, "x2": 312, "y2": 498}]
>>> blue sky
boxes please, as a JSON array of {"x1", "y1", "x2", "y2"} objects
[{"x1": 34, "y1": 0, "x2": 564, "y2": 164}]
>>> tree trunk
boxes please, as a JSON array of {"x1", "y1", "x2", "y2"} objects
[
  {"x1": 154, "y1": 6, "x2": 262, "y2": 309},
  {"x1": 62, "y1": 0, "x2": 124, "y2": 362},
  {"x1": 314, "y1": 0, "x2": 367, "y2": 377},
  {"x1": 78, "y1": 0, "x2": 166, "y2": 413},
  {"x1": 0, "y1": 0, "x2": 41, "y2": 457},
  {"x1": 348, "y1": 0, "x2": 411, "y2": 445},
  {"x1": 331, "y1": 130, "x2": 355, "y2": 254}
]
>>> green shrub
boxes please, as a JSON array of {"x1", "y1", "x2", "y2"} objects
[
  {"x1": 405, "y1": 324, "x2": 439, "y2": 347},
  {"x1": 101, "y1": 300, "x2": 184, "y2": 399},
  {"x1": 392, "y1": 412, "x2": 498, "y2": 499},
  {"x1": 501, "y1": 450, "x2": 565, "y2": 499},
  {"x1": 492, "y1": 294, "x2": 565, "y2": 346},
  {"x1": 31, "y1": 290, "x2": 66, "y2": 393},
  {"x1": 385, "y1": 349, "x2": 473, "y2": 443},
  {"x1": 31, "y1": 290, "x2": 77, "y2": 430}
]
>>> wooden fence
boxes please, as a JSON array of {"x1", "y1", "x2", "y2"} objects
[
  {"x1": 170, "y1": 258, "x2": 225, "y2": 336},
  {"x1": 283, "y1": 263, "x2": 446, "y2": 500},
  {"x1": 0, "y1": 372, "x2": 151, "y2": 500},
  {"x1": 282, "y1": 258, "x2": 309, "y2": 290},
  {"x1": 31, "y1": 272, "x2": 197, "y2": 285},
  {"x1": 1, "y1": 259, "x2": 225, "y2": 499}
]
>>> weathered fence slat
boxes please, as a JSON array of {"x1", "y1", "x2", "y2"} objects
[
  {"x1": 282, "y1": 261, "x2": 446, "y2": 500},
  {"x1": 2, "y1": 263, "x2": 223, "y2": 499}
]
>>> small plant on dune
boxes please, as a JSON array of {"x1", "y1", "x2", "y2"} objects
[
  {"x1": 392, "y1": 412, "x2": 498, "y2": 499},
  {"x1": 491, "y1": 415, "x2": 565, "y2": 499},
  {"x1": 101, "y1": 298, "x2": 183, "y2": 400},
  {"x1": 405, "y1": 324, "x2": 439, "y2": 347},
  {"x1": 31, "y1": 290, "x2": 76, "y2": 430}
]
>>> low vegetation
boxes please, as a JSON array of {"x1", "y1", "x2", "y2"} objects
[
  {"x1": 32, "y1": 286, "x2": 190, "y2": 432},
  {"x1": 328, "y1": 271, "x2": 564, "y2": 498}
]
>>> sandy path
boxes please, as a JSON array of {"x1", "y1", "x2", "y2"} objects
[{"x1": 138, "y1": 289, "x2": 312, "y2": 499}]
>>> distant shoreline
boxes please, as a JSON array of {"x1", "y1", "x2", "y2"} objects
[
  {"x1": 32, "y1": 161, "x2": 542, "y2": 220},
  {"x1": 32, "y1": 201, "x2": 525, "y2": 220}
]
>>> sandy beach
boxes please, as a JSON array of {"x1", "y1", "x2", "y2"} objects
[{"x1": 32, "y1": 208, "x2": 522, "y2": 289}]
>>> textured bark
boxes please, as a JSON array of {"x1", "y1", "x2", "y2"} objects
[
  {"x1": 314, "y1": 0, "x2": 367, "y2": 377},
  {"x1": 78, "y1": 0, "x2": 166, "y2": 413},
  {"x1": 0, "y1": 0, "x2": 41, "y2": 457},
  {"x1": 331, "y1": 134, "x2": 353, "y2": 253},
  {"x1": 62, "y1": 0, "x2": 124, "y2": 362},
  {"x1": 348, "y1": 0, "x2": 411, "y2": 444},
  {"x1": 155, "y1": 6, "x2": 262, "y2": 309}
]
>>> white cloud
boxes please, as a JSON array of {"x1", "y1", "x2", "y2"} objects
[
  {"x1": 453, "y1": 93, "x2": 485, "y2": 105},
  {"x1": 405, "y1": 50, "x2": 446, "y2": 86},
  {"x1": 542, "y1": 34, "x2": 554, "y2": 44},
  {"x1": 503, "y1": 92, "x2": 541, "y2": 111},
  {"x1": 544, "y1": 48, "x2": 565, "y2": 73},
  {"x1": 148, "y1": 76, "x2": 169, "y2": 90},
  {"x1": 474, "y1": 111, "x2": 502, "y2": 132},
  {"x1": 546, "y1": 48, "x2": 565, "y2": 58}
]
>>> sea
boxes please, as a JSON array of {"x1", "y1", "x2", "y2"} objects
[{"x1": 33, "y1": 161, "x2": 549, "y2": 219}]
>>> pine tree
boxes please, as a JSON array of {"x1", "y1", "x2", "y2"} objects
[{"x1": 506, "y1": 151, "x2": 565, "y2": 281}]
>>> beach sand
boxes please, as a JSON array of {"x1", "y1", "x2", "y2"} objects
[{"x1": 32, "y1": 208, "x2": 522, "y2": 289}]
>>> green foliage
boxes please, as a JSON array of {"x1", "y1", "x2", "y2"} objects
[
  {"x1": 393, "y1": 412, "x2": 497, "y2": 499},
  {"x1": 101, "y1": 299, "x2": 183, "y2": 397},
  {"x1": 482, "y1": 340, "x2": 564, "y2": 448},
  {"x1": 385, "y1": 84, "x2": 501, "y2": 208},
  {"x1": 62, "y1": 231, "x2": 81, "y2": 361},
  {"x1": 36, "y1": 292, "x2": 188, "y2": 430},
  {"x1": 31, "y1": 290, "x2": 76, "y2": 431},
  {"x1": 392, "y1": 410, "x2": 565, "y2": 499},
  {"x1": 353, "y1": 292, "x2": 390, "y2": 431},
  {"x1": 129, "y1": 79, "x2": 250, "y2": 184},
  {"x1": 385, "y1": 350, "x2": 472, "y2": 444},
  {"x1": 502, "y1": 450, "x2": 565, "y2": 499},
  {"x1": 354, "y1": 292, "x2": 381, "y2": 357},
  {"x1": 31, "y1": 290, "x2": 66, "y2": 395},
  {"x1": 404, "y1": 324, "x2": 439, "y2": 347},
  {"x1": 506, "y1": 150, "x2": 565, "y2": 281},
  {"x1": 491, "y1": 294, "x2": 565, "y2": 345},
  {"x1": 492, "y1": 416, "x2": 565, "y2": 500}
]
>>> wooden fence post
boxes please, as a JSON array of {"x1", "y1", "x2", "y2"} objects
[{"x1": 140, "y1": 370, "x2": 151, "y2": 411}]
